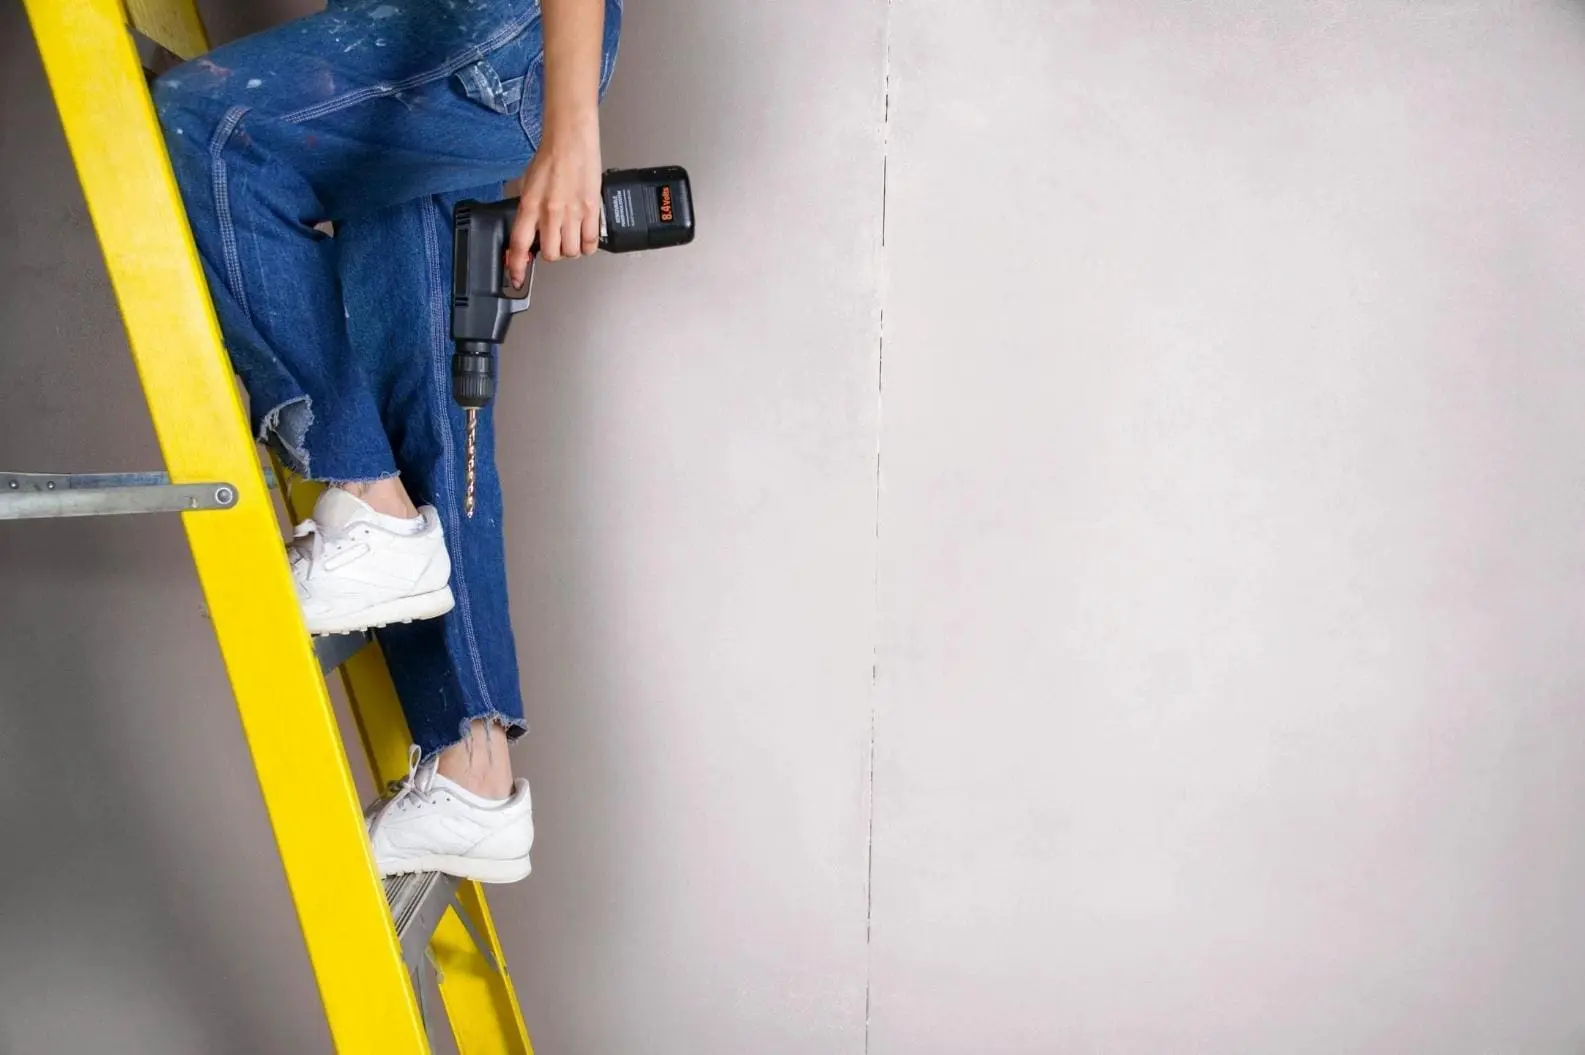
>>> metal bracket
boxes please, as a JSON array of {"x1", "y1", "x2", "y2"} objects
[
  {"x1": 0, "y1": 471, "x2": 239, "y2": 521},
  {"x1": 447, "y1": 892, "x2": 501, "y2": 975},
  {"x1": 387, "y1": 871, "x2": 456, "y2": 1049},
  {"x1": 388, "y1": 871, "x2": 463, "y2": 968},
  {"x1": 314, "y1": 631, "x2": 372, "y2": 675},
  {"x1": 386, "y1": 868, "x2": 505, "y2": 987}
]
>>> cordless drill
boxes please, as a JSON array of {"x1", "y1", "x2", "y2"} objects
[{"x1": 451, "y1": 165, "x2": 696, "y2": 515}]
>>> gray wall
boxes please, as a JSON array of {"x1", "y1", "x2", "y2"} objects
[{"x1": 6, "y1": 1, "x2": 1585, "y2": 1052}]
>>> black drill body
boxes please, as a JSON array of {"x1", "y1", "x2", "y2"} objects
[{"x1": 450, "y1": 165, "x2": 694, "y2": 410}]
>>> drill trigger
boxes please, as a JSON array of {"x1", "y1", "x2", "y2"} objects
[{"x1": 504, "y1": 255, "x2": 534, "y2": 311}]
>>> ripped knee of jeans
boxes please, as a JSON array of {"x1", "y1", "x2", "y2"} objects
[{"x1": 259, "y1": 394, "x2": 315, "y2": 478}]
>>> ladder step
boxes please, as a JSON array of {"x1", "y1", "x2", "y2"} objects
[
  {"x1": 386, "y1": 871, "x2": 462, "y2": 966},
  {"x1": 313, "y1": 631, "x2": 372, "y2": 674}
]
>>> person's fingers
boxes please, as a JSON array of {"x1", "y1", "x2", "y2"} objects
[
  {"x1": 581, "y1": 208, "x2": 600, "y2": 256},
  {"x1": 561, "y1": 211, "x2": 583, "y2": 259},
  {"x1": 538, "y1": 203, "x2": 565, "y2": 261}
]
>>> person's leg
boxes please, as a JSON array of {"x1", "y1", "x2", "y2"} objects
[
  {"x1": 149, "y1": 0, "x2": 564, "y2": 464},
  {"x1": 151, "y1": 0, "x2": 624, "y2": 879},
  {"x1": 314, "y1": 1, "x2": 622, "y2": 789},
  {"x1": 147, "y1": 2, "x2": 546, "y2": 873},
  {"x1": 151, "y1": 0, "x2": 560, "y2": 640},
  {"x1": 335, "y1": 188, "x2": 525, "y2": 794}
]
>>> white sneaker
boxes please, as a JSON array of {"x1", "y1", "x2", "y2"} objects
[
  {"x1": 366, "y1": 747, "x2": 534, "y2": 883},
  {"x1": 288, "y1": 489, "x2": 455, "y2": 636}
]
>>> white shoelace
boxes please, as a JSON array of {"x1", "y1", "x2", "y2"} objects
[
  {"x1": 288, "y1": 517, "x2": 332, "y2": 579},
  {"x1": 368, "y1": 745, "x2": 437, "y2": 832}
]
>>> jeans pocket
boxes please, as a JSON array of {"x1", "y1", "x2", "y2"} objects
[
  {"x1": 455, "y1": 56, "x2": 525, "y2": 117},
  {"x1": 454, "y1": 21, "x2": 547, "y2": 149},
  {"x1": 450, "y1": 4, "x2": 614, "y2": 153},
  {"x1": 516, "y1": 53, "x2": 546, "y2": 149}
]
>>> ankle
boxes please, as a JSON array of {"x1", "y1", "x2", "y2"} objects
[
  {"x1": 435, "y1": 720, "x2": 515, "y2": 799},
  {"x1": 337, "y1": 478, "x2": 419, "y2": 520}
]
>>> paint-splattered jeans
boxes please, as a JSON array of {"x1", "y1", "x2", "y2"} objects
[{"x1": 152, "y1": 0, "x2": 622, "y2": 757}]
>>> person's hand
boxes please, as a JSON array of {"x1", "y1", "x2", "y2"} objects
[{"x1": 506, "y1": 114, "x2": 602, "y2": 285}]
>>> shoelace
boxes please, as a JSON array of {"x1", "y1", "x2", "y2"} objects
[
  {"x1": 288, "y1": 517, "x2": 331, "y2": 579},
  {"x1": 368, "y1": 745, "x2": 436, "y2": 832}
]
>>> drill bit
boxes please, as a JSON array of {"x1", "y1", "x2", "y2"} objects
[{"x1": 465, "y1": 408, "x2": 478, "y2": 519}]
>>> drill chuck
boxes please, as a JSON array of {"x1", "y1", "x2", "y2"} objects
[{"x1": 451, "y1": 340, "x2": 497, "y2": 409}]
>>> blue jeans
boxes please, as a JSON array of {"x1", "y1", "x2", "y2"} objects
[{"x1": 153, "y1": 0, "x2": 622, "y2": 757}]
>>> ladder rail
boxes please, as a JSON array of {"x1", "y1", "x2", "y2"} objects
[
  {"x1": 20, "y1": 0, "x2": 430, "y2": 1048},
  {"x1": 124, "y1": 0, "x2": 208, "y2": 60}
]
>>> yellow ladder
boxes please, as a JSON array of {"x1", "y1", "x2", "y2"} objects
[{"x1": 18, "y1": 1, "x2": 536, "y2": 1050}]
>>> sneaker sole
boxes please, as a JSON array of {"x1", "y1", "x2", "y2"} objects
[
  {"x1": 307, "y1": 585, "x2": 456, "y2": 637},
  {"x1": 378, "y1": 853, "x2": 532, "y2": 885}
]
